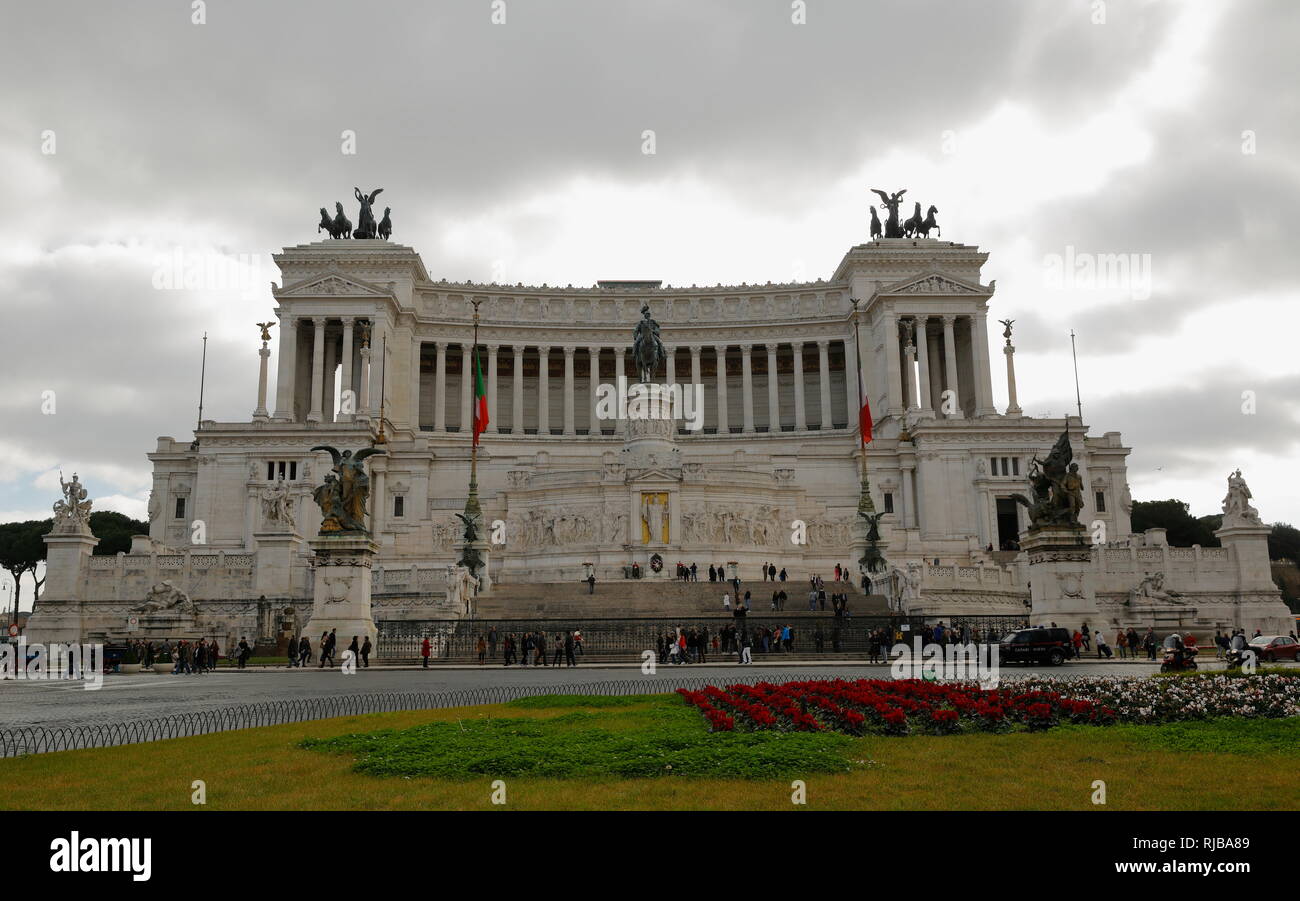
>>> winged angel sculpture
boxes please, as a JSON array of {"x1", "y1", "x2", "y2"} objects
[{"x1": 309, "y1": 445, "x2": 387, "y2": 534}]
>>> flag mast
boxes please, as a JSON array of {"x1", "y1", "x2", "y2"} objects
[
  {"x1": 465, "y1": 300, "x2": 482, "y2": 524},
  {"x1": 850, "y1": 298, "x2": 874, "y2": 515}
]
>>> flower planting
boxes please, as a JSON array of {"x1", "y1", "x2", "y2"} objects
[{"x1": 677, "y1": 673, "x2": 1300, "y2": 736}]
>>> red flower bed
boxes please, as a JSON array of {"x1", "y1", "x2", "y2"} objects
[{"x1": 676, "y1": 678, "x2": 1120, "y2": 737}]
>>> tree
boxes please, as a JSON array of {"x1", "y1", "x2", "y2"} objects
[
  {"x1": 1129, "y1": 499, "x2": 1221, "y2": 547},
  {"x1": 89, "y1": 511, "x2": 149, "y2": 556},
  {"x1": 1269, "y1": 523, "x2": 1300, "y2": 564},
  {"x1": 0, "y1": 519, "x2": 52, "y2": 624}
]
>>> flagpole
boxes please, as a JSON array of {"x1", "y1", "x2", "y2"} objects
[
  {"x1": 849, "y1": 299, "x2": 874, "y2": 516},
  {"x1": 465, "y1": 300, "x2": 482, "y2": 523},
  {"x1": 1069, "y1": 329, "x2": 1083, "y2": 424}
]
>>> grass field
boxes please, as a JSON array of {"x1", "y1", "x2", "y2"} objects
[{"x1": 1, "y1": 693, "x2": 1297, "y2": 811}]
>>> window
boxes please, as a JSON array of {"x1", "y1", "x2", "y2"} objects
[
  {"x1": 174, "y1": 497, "x2": 186, "y2": 520},
  {"x1": 393, "y1": 496, "x2": 405, "y2": 518},
  {"x1": 1095, "y1": 491, "x2": 1106, "y2": 513},
  {"x1": 883, "y1": 492, "x2": 894, "y2": 514},
  {"x1": 266, "y1": 461, "x2": 298, "y2": 481},
  {"x1": 1011, "y1": 457, "x2": 1020, "y2": 476},
  {"x1": 989, "y1": 456, "x2": 997, "y2": 475}
]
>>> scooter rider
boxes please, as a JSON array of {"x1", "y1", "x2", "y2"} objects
[{"x1": 1163, "y1": 632, "x2": 1185, "y2": 669}]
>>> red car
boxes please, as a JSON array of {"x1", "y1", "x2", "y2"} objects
[{"x1": 1249, "y1": 635, "x2": 1300, "y2": 662}]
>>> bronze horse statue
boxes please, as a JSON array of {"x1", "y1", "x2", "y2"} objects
[
  {"x1": 902, "y1": 202, "x2": 924, "y2": 238},
  {"x1": 916, "y1": 205, "x2": 940, "y2": 238},
  {"x1": 869, "y1": 207, "x2": 882, "y2": 240},
  {"x1": 319, "y1": 205, "x2": 351, "y2": 239}
]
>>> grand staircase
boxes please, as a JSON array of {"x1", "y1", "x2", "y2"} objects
[{"x1": 474, "y1": 578, "x2": 891, "y2": 619}]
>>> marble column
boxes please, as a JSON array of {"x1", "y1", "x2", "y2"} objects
[
  {"x1": 792, "y1": 341, "x2": 807, "y2": 431},
  {"x1": 841, "y1": 337, "x2": 857, "y2": 430},
  {"x1": 740, "y1": 344, "x2": 755, "y2": 433},
  {"x1": 358, "y1": 340, "x2": 371, "y2": 425},
  {"x1": 563, "y1": 345, "x2": 576, "y2": 435},
  {"x1": 941, "y1": 315, "x2": 964, "y2": 419},
  {"x1": 408, "y1": 336, "x2": 421, "y2": 430},
  {"x1": 904, "y1": 341, "x2": 919, "y2": 411},
  {"x1": 253, "y1": 341, "x2": 271, "y2": 422},
  {"x1": 915, "y1": 315, "x2": 934, "y2": 416},
  {"x1": 511, "y1": 344, "x2": 525, "y2": 434},
  {"x1": 665, "y1": 346, "x2": 675, "y2": 386},
  {"x1": 589, "y1": 347, "x2": 601, "y2": 434},
  {"x1": 883, "y1": 309, "x2": 904, "y2": 415},
  {"x1": 689, "y1": 346, "x2": 702, "y2": 431},
  {"x1": 766, "y1": 344, "x2": 780, "y2": 432},
  {"x1": 434, "y1": 341, "x2": 447, "y2": 432},
  {"x1": 486, "y1": 344, "x2": 500, "y2": 433},
  {"x1": 1005, "y1": 342, "x2": 1023, "y2": 415},
  {"x1": 307, "y1": 316, "x2": 326, "y2": 423},
  {"x1": 902, "y1": 466, "x2": 917, "y2": 529},
  {"x1": 614, "y1": 347, "x2": 626, "y2": 392},
  {"x1": 817, "y1": 339, "x2": 833, "y2": 429},
  {"x1": 368, "y1": 321, "x2": 385, "y2": 417},
  {"x1": 537, "y1": 345, "x2": 551, "y2": 435},
  {"x1": 340, "y1": 318, "x2": 355, "y2": 420},
  {"x1": 322, "y1": 323, "x2": 336, "y2": 422},
  {"x1": 714, "y1": 345, "x2": 729, "y2": 433},
  {"x1": 972, "y1": 310, "x2": 997, "y2": 417},
  {"x1": 460, "y1": 343, "x2": 473, "y2": 433},
  {"x1": 272, "y1": 315, "x2": 298, "y2": 421}
]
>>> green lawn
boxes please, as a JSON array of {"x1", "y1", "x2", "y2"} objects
[{"x1": 1, "y1": 694, "x2": 1297, "y2": 811}]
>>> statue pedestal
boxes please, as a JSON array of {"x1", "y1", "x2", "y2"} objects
[
  {"x1": 1022, "y1": 524, "x2": 1097, "y2": 627},
  {"x1": 25, "y1": 530, "x2": 99, "y2": 644},
  {"x1": 254, "y1": 531, "x2": 305, "y2": 597},
  {"x1": 304, "y1": 534, "x2": 379, "y2": 651}
]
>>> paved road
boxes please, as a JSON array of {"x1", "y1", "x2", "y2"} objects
[{"x1": 0, "y1": 659, "x2": 1183, "y2": 731}]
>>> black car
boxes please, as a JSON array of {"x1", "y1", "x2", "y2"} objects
[{"x1": 998, "y1": 628, "x2": 1074, "y2": 666}]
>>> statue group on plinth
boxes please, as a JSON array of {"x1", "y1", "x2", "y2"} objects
[
  {"x1": 317, "y1": 187, "x2": 393, "y2": 240},
  {"x1": 870, "y1": 188, "x2": 940, "y2": 239},
  {"x1": 52, "y1": 471, "x2": 93, "y2": 533},
  {"x1": 1221, "y1": 469, "x2": 1262, "y2": 527},
  {"x1": 1013, "y1": 431, "x2": 1085, "y2": 529},
  {"x1": 309, "y1": 445, "x2": 386, "y2": 534}
]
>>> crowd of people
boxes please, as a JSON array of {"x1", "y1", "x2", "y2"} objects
[
  {"x1": 418, "y1": 627, "x2": 585, "y2": 667},
  {"x1": 122, "y1": 636, "x2": 252, "y2": 672}
]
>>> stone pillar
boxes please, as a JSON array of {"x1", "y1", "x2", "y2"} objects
[
  {"x1": 883, "y1": 309, "x2": 904, "y2": 415},
  {"x1": 1004, "y1": 342, "x2": 1022, "y2": 416},
  {"x1": 358, "y1": 340, "x2": 372, "y2": 425},
  {"x1": 24, "y1": 529, "x2": 100, "y2": 643},
  {"x1": 537, "y1": 345, "x2": 551, "y2": 435},
  {"x1": 740, "y1": 344, "x2": 755, "y2": 433},
  {"x1": 767, "y1": 344, "x2": 781, "y2": 432},
  {"x1": 307, "y1": 316, "x2": 326, "y2": 423},
  {"x1": 614, "y1": 346, "x2": 626, "y2": 396},
  {"x1": 340, "y1": 318, "x2": 355, "y2": 421},
  {"x1": 367, "y1": 321, "x2": 386, "y2": 417},
  {"x1": 972, "y1": 310, "x2": 997, "y2": 417},
  {"x1": 322, "y1": 328, "x2": 337, "y2": 423},
  {"x1": 272, "y1": 315, "x2": 298, "y2": 421},
  {"x1": 841, "y1": 337, "x2": 857, "y2": 429},
  {"x1": 915, "y1": 315, "x2": 934, "y2": 417},
  {"x1": 511, "y1": 344, "x2": 525, "y2": 435},
  {"x1": 902, "y1": 466, "x2": 917, "y2": 529},
  {"x1": 253, "y1": 341, "x2": 271, "y2": 421},
  {"x1": 589, "y1": 347, "x2": 601, "y2": 434},
  {"x1": 460, "y1": 343, "x2": 473, "y2": 433},
  {"x1": 690, "y1": 346, "x2": 702, "y2": 431},
  {"x1": 563, "y1": 345, "x2": 576, "y2": 435},
  {"x1": 903, "y1": 341, "x2": 919, "y2": 411},
  {"x1": 714, "y1": 345, "x2": 729, "y2": 433},
  {"x1": 817, "y1": 339, "x2": 833, "y2": 429},
  {"x1": 792, "y1": 342, "x2": 807, "y2": 431},
  {"x1": 486, "y1": 344, "x2": 500, "y2": 433},
  {"x1": 408, "y1": 335, "x2": 422, "y2": 430},
  {"x1": 434, "y1": 341, "x2": 447, "y2": 431},
  {"x1": 665, "y1": 346, "x2": 675, "y2": 386},
  {"x1": 1022, "y1": 525, "x2": 1095, "y2": 627},
  {"x1": 941, "y1": 314, "x2": 964, "y2": 419}
]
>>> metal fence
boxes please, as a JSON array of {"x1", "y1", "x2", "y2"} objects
[
  {"x1": 377, "y1": 614, "x2": 1030, "y2": 659},
  {"x1": 0, "y1": 672, "x2": 834, "y2": 758}
]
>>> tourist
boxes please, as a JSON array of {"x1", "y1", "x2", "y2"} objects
[
  {"x1": 782, "y1": 623, "x2": 793, "y2": 652},
  {"x1": 698, "y1": 626, "x2": 708, "y2": 663},
  {"x1": 740, "y1": 630, "x2": 753, "y2": 664},
  {"x1": 347, "y1": 636, "x2": 359, "y2": 667},
  {"x1": 777, "y1": 589, "x2": 787, "y2": 611},
  {"x1": 298, "y1": 635, "x2": 311, "y2": 667},
  {"x1": 723, "y1": 591, "x2": 731, "y2": 612},
  {"x1": 1115, "y1": 629, "x2": 1128, "y2": 659},
  {"x1": 834, "y1": 563, "x2": 841, "y2": 582},
  {"x1": 536, "y1": 632, "x2": 548, "y2": 666},
  {"x1": 708, "y1": 564, "x2": 717, "y2": 582},
  {"x1": 477, "y1": 636, "x2": 487, "y2": 665},
  {"x1": 237, "y1": 636, "x2": 252, "y2": 669},
  {"x1": 690, "y1": 562, "x2": 698, "y2": 581},
  {"x1": 487, "y1": 627, "x2": 497, "y2": 658},
  {"x1": 1071, "y1": 630, "x2": 1083, "y2": 657},
  {"x1": 360, "y1": 635, "x2": 371, "y2": 668},
  {"x1": 1080, "y1": 623, "x2": 1091, "y2": 652},
  {"x1": 808, "y1": 588, "x2": 817, "y2": 611},
  {"x1": 814, "y1": 626, "x2": 824, "y2": 652},
  {"x1": 742, "y1": 590, "x2": 751, "y2": 609},
  {"x1": 1143, "y1": 627, "x2": 1157, "y2": 660},
  {"x1": 287, "y1": 637, "x2": 298, "y2": 668},
  {"x1": 420, "y1": 636, "x2": 431, "y2": 668},
  {"x1": 1126, "y1": 627, "x2": 1140, "y2": 659},
  {"x1": 1094, "y1": 629, "x2": 1112, "y2": 659},
  {"x1": 779, "y1": 567, "x2": 786, "y2": 581},
  {"x1": 763, "y1": 561, "x2": 770, "y2": 581}
]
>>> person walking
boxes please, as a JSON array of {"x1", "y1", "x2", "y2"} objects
[
  {"x1": 1143, "y1": 627, "x2": 1157, "y2": 660},
  {"x1": 1115, "y1": 629, "x2": 1128, "y2": 659},
  {"x1": 1094, "y1": 629, "x2": 1112, "y2": 659},
  {"x1": 487, "y1": 627, "x2": 498, "y2": 659},
  {"x1": 740, "y1": 630, "x2": 753, "y2": 665},
  {"x1": 360, "y1": 635, "x2": 371, "y2": 668},
  {"x1": 552, "y1": 633, "x2": 565, "y2": 666},
  {"x1": 564, "y1": 631, "x2": 576, "y2": 667},
  {"x1": 287, "y1": 637, "x2": 298, "y2": 668},
  {"x1": 477, "y1": 636, "x2": 487, "y2": 665},
  {"x1": 420, "y1": 636, "x2": 431, "y2": 669},
  {"x1": 298, "y1": 635, "x2": 311, "y2": 668},
  {"x1": 722, "y1": 592, "x2": 731, "y2": 613},
  {"x1": 347, "y1": 636, "x2": 359, "y2": 667},
  {"x1": 237, "y1": 636, "x2": 251, "y2": 670}
]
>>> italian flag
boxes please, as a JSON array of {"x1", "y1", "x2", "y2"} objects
[
  {"x1": 859, "y1": 369, "x2": 873, "y2": 447},
  {"x1": 472, "y1": 345, "x2": 489, "y2": 446}
]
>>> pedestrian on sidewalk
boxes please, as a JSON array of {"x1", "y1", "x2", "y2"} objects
[
  {"x1": 477, "y1": 636, "x2": 487, "y2": 665},
  {"x1": 360, "y1": 635, "x2": 371, "y2": 668},
  {"x1": 298, "y1": 635, "x2": 311, "y2": 667},
  {"x1": 420, "y1": 636, "x2": 431, "y2": 668}
]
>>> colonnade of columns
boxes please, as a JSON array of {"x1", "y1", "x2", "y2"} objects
[{"x1": 414, "y1": 339, "x2": 858, "y2": 435}]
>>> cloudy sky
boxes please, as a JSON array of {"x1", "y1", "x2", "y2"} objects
[{"x1": 1, "y1": 0, "x2": 1297, "y2": 607}]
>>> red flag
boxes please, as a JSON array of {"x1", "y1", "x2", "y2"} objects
[
  {"x1": 472, "y1": 346, "x2": 489, "y2": 446},
  {"x1": 858, "y1": 369, "x2": 873, "y2": 447}
]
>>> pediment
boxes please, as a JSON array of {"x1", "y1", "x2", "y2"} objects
[
  {"x1": 879, "y1": 271, "x2": 988, "y2": 297},
  {"x1": 276, "y1": 272, "x2": 390, "y2": 298}
]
